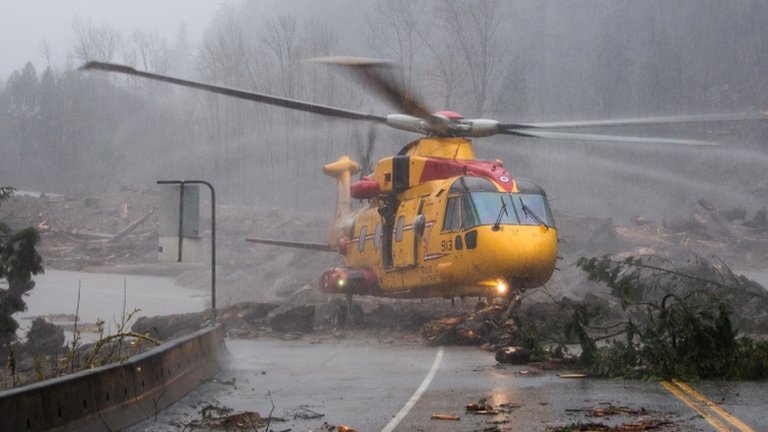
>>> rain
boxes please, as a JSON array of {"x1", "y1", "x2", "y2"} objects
[{"x1": 2, "y1": 1, "x2": 768, "y2": 431}]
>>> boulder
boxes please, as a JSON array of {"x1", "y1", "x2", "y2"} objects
[{"x1": 270, "y1": 305, "x2": 315, "y2": 333}]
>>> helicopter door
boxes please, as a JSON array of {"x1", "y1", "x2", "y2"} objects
[
  {"x1": 392, "y1": 199, "x2": 418, "y2": 268},
  {"x1": 412, "y1": 199, "x2": 426, "y2": 266}
]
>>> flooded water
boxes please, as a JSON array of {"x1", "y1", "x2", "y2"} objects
[{"x1": 13, "y1": 270, "x2": 207, "y2": 339}]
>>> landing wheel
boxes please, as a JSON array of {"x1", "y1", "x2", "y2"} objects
[
  {"x1": 349, "y1": 303, "x2": 364, "y2": 326},
  {"x1": 475, "y1": 297, "x2": 489, "y2": 311},
  {"x1": 334, "y1": 302, "x2": 348, "y2": 327}
]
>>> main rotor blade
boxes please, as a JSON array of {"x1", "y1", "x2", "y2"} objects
[
  {"x1": 504, "y1": 129, "x2": 719, "y2": 146},
  {"x1": 80, "y1": 61, "x2": 387, "y2": 123},
  {"x1": 313, "y1": 56, "x2": 437, "y2": 125},
  {"x1": 503, "y1": 112, "x2": 768, "y2": 130}
]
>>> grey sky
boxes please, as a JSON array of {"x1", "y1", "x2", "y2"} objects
[{"x1": 0, "y1": 0, "x2": 228, "y2": 79}]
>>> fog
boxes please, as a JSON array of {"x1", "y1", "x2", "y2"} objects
[
  {"x1": 0, "y1": 0, "x2": 224, "y2": 78},
  {"x1": 1, "y1": 0, "x2": 767, "y2": 222}
]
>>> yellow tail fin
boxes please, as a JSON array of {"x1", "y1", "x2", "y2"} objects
[{"x1": 323, "y1": 156, "x2": 361, "y2": 248}]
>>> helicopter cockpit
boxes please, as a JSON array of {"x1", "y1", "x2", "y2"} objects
[{"x1": 443, "y1": 176, "x2": 555, "y2": 231}]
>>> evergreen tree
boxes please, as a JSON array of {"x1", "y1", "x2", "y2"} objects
[{"x1": 0, "y1": 188, "x2": 44, "y2": 353}]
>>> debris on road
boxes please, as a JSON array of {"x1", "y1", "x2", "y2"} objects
[
  {"x1": 495, "y1": 346, "x2": 531, "y2": 364},
  {"x1": 556, "y1": 403, "x2": 674, "y2": 431},
  {"x1": 559, "y1": 373, "x2": 587, "y2": 379},
  {"x1": 315, "y1": 421, "x2": 337, "y2": 432},
  {"x1": 548, "y1": 419, "x2": 675, "y2": 431},
  {"x1": 587, "y1": 405, "x2": 648, "y2": 418},
  {"x1": 286, "y1": 406, "x2": 325, "y2": 420},
  {"x1": 431, "y1": 413, "x2": 461, "y2": 421},
  {"x1": 466, "y1": 398, "x2": 499, "y2": 415},
  {"x1": 185, "y1": 402, "x2": 281, "y2": 430}
]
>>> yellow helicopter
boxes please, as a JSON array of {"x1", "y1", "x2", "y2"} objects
[{"x1": 82, "y1": 58, "x2": 767, "y2": 302}]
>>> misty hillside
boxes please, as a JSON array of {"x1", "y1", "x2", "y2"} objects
[{"x1": 1, "y1": 0, "x2": 767, "y2": 223}]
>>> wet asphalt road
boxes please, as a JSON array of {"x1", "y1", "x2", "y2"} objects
[{"x1": 130, "y1": 336, "x2": 766, "y2": 432}]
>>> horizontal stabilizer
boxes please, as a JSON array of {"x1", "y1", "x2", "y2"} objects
[{"x1": 246, "y1": 237, "x2": 336, "y2": 252}]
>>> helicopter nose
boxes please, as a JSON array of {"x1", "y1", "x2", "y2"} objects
[{"x1": 489, "y1": 225, "x2": 558, "y2": 289}]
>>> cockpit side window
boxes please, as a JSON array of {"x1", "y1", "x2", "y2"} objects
[
  {"x1": 442, "y1": 195, "x2": 461, "y2": 231},
  {"x1": 461, "y1": 194, "x2": 479, "y2": 229}
]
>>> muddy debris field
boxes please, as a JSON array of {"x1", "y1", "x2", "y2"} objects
[{"x1": 2, "y1": 185, "x2": 768, "y2": 347}]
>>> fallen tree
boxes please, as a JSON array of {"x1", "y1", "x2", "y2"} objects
[{"x1": 571, "y1": 253, "x2": 768, "y2": 379}]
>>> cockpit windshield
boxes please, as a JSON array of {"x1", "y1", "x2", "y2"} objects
[
  {"x1": 464, "y1": 192, "x2": 554, "y2": 227},
  {"x1": 442, "y1": 177, "x2": 555, "y2": 231}
]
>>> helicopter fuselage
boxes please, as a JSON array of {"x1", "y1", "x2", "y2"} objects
[{"x1": 319, "y1": 137, "x2": 558, "y2": 299}]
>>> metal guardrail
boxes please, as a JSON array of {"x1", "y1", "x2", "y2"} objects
[{"x1": 0, "y1": 325, "x2": 226, "y2": 432}]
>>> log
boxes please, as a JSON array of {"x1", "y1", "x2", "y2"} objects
[
  {"x1": 68, "y1": 229, "x2": 113, "y2": 240},
  {"x1": 108, "y1": 209, "x2": 154, "y2": 243},
  {"x1": 431, "y1": 414, "x2": 461, "y2": 421}
]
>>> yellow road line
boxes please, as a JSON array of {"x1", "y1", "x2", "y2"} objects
[
  {"x1": 660, "y1": 380, "x2": 754, "y2": 432},
  {"x1": 660, "y1": 381, "x2": 732, "y2": 432},
  {"x1": 671, "y1": 380, "x2": 755, "y2": 432}
]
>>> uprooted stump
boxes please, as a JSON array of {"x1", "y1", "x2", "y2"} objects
[
  {"x1": 421, "y1": 305, "x2": 522, "y2": 346},
  {"x1": 421, "y1": 316, "x2": 465, "y2": 344}
]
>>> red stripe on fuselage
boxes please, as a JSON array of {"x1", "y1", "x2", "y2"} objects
[{"x1": 418, "y1": 158, "x2": 514, "y2": 192}]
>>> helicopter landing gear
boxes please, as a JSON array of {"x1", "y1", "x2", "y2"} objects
[
  {"x1": 502, "y1": 290, "x2": 523, "y2": 317},
  {"x1": 475, "y1": 297, "x2": 490, "y2": 311},
  {"x1": 334, "y1": 292, "x2": 363, "y2": 327}
]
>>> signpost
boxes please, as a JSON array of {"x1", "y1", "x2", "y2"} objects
[
  {"x1": 158, "y1": 184, "x2": 201, "y2": 262},
  {"x1": 157, "y1": 180, "x2": 217, "y2": 323}
]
